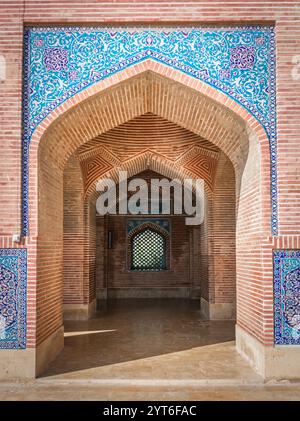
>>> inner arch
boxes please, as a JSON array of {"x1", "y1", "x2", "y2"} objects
[{"x1": 31, "y1": 69, "x2": 271, "y2": 375}]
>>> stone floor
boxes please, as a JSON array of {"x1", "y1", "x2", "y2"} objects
[
  {"x1": 1, "y1": 299, "x2": 300, "y2": 400},
  {"x1": 1, "y1": 382, "x2": 300, "y2": 400}
]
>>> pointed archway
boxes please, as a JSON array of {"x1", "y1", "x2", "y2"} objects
[{"x1": 25, "y1": 63, "x2": 272, "y2": 377}]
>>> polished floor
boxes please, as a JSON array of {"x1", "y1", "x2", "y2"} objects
[
  {"x1": 1, "y1": 299, "x2": 300, "y2": 400},
  {"x1": 43, "y1": 299, "x2": 258, "y2": 382}
]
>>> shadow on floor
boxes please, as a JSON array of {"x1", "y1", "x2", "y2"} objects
[{"x1": 42, "y1": 299, "x2": 236, "y2": 378}]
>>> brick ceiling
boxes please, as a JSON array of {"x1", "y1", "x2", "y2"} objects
[
  {"x1": 76, "y1": 112, "x2": 219, "y2": 161},
  {"x1": 40, "y1": 71, "x2": 243, "y2": 195},
  {"x1": 75, "y1": 112, "x2": 220, "y2": 194}
]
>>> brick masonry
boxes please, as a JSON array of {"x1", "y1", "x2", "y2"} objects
[
  {"x1": 28, "y1": 67, "x2": 268, "y2": 347},
  {"x1": 94, "y1": 170, "x2": 201, "y2": 298},
  {"x1": 0, "y1": 1, "x2": 299, "y2": 357},
  {"x1": 63, "y1": 126, "x2": 235, "y2": 316}
]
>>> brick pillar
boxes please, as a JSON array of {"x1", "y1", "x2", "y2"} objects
[{"x1": 63, "y1": 155, "x2": 96, "y2": 320}]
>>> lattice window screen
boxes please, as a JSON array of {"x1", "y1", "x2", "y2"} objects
[{"x1": 131, "y1": 228, "x2": 166, "y2": 271}]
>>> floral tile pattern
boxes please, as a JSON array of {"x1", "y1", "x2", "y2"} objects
[
  {"x1": 0, "y1": 249, "x2": 27, "y2": 349},
  {"x1": 274, "y1": 250, "x2": 300, "y2": 345},
  {"x1": 230, "y1": 45, "x2": 255, "y2": 69},
  {"x1": 43, "y1": 47, "x2": 68, "y2": 71},
  {"x1": 22, "y1": 26, "x2": 277, "y2": 235}
]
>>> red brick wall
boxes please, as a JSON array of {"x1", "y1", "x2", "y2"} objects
[
  {"x1": 96, "y1": 216, "x2": 107, "y2": 298},
  {"x1": 0, "y1": 1, "x2": 299, "y2": 351},
  {"x1": 199, "y1": 188, "x2": 211, "y2": 302},
  {"x1": 199, "y1": 153, "x2": 236, "y2": 309},
  {"x1": 211, "y1": 152, "x2": 236, "y2": 306},
  {"x1": 95, "y1": 170, "x2": 198, "y2": 296},
  {"x1": 63, "y1": 155, "x2": 97, "y2": 307},
  {"x1": 84, "y1": 198, "x2": 97, "y2": 303},
  {"x1": 36, "y1": 136, "x2": 64, "y2": 345},
  {"x1": 102, "y1": 214, "x2": 191, "y2": 291},
  {"x1": 236, "y1": 132, "x2": 268, "y2": 341},
  {"x1": 189, "y1": 225, "x2": 201, "y2": 295},
  {"x1": 63, "y1": 155, "x2": 85, "y2": 305}
]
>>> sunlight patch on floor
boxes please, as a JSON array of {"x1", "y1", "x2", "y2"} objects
[{"x1": 64, "y1": 329, "x2": 116, "y2": 337}]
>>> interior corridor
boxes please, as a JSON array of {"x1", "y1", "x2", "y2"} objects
[{"x1": 42, "y1": 299, "x2": 261, "y2": 384}]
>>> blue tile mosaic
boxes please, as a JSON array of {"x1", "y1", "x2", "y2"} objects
[
  {"x1": 274, "y1": 250, "x2": 300, "y2": 345},
  {"x1": 0, "y1": 249, "x2": 27, "y2": 349},
  {"x1": 22, "y1": 26, "x2": 277, "y2": 235}
]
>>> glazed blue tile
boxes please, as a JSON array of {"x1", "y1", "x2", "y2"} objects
[
  {"x1": 274, "y1": 250, "x2": 300, "y2": 345},
  {"x1": 22, "y1": 26, "x2": 277, "y2": 235},
  {"x1": 0, "y1": 248, "x2": 27, "y2": 349}
]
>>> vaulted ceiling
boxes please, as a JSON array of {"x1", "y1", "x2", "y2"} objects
[{"x1": 75, "y1": 112, "x2": 221, "y2": 194}]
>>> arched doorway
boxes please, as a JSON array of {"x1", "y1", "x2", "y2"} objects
[{"x1": 27, "y1": 65, "x2": 272, "y2": 377}]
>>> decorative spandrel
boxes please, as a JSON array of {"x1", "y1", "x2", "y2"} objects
[
  {"x1": 0, "y1": 249, "x2": 27, "y2": 349},
  {"x1": 22, "y1": 26, "x2": 277, "y2": 235},
  {"x1": 274, "y1": 250, "x2": 300, "y2": 345}
]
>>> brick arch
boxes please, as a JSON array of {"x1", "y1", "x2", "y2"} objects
[
  {"x1": 127, "y1": 221, "x2": 170, "y2": 242},
  {"x1": 29, "y1": 59, "x2": 268, "y2": 152},
  {"x1": 28, "y1": 60, "x2": 271, "y2": 236},
  {"x1": 84, "y1": 149, "x2": 209, "y2": 200},
  {"x1": 28, "y1": 60, "x2": 273, "y2": 374}
]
